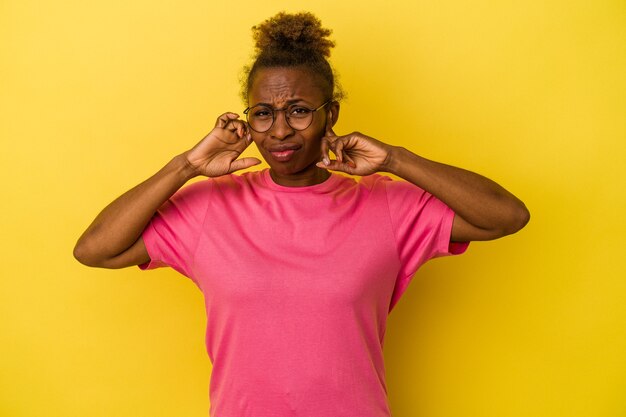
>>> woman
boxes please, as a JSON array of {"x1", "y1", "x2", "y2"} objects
[{"x1": 74, "y1": 11, "x2": 529, "y2": 417}]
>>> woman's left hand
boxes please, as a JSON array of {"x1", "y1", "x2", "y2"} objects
[{"x1": 317, "y1": 126, "x2": 395, "y2": 176}]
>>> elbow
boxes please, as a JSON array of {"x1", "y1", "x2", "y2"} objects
[
  {"x1": 73, "y1": 239, "x2": 105, "y2": 268},
  {"x1": 503, "y1": 202, "x2": 531, "y2": 236},
  {"x1": 73, "y1": 240, "x2": 94, "y2": 266}
]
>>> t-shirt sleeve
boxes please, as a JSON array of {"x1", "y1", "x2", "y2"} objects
[
  {"x1": 384, "y1": 178, "x2": 469, "y2": 281},
  {"x1": 137, "y1": 179, "x2": 211, "y2": 281}
]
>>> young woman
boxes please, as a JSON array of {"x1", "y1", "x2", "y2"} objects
[{"x1": 74, "y1": 11, "x2": 529, "y2": 417}]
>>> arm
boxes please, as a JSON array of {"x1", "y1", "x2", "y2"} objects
[
  {"x1": 73, "y1": 113, "x2": 260, "y2": 269},
  {"x1": 319, "y1": 127, "x2": 529, "y2": 242},
  {"x1": 385, "y1": 148, "x2": 530, "y2": 241}
]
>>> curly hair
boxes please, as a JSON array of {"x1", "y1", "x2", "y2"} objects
[{"x1": 240, "y1": 12, "x2": 345, "y2": 103}]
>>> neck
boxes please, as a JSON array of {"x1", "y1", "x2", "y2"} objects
[{"x1": 269, "y1": 165, "x2": 331, "y2": 187}]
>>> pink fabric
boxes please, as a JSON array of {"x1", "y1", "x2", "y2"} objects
[{"x1": 139, "y1": 169, "x2": 468, "y2": 417}]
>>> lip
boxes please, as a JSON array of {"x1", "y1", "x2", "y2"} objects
[
  {"x1": 269, "y1": 149, "x2": 297, "y2": 162},
  {"x1": 267, "y1": 143, "x2": 301, "y2": 162},
  {"x1": 267, "y1": 143, "x2": 301, "y2": 152}
]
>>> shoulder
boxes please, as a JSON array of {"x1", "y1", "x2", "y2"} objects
[
  {"x1": 346, "y1": 173, "x2": 396, "y2": 192},
  {"x1": 355, "y1": 173, "x2": 390, "y2": 187},
  {"x1": 357, "y1": 174, "x2": 427, "y2": 197},
  {"x1": 167, "y1": 172, "x2": 258, "y2": 206},
  {"x1": 169, "y1": 177, "x2": 213, "y2": 203},
  {"x1": 319, "y1": 173, "x2": 422, "y2": 200},
  {"x1": 184, "y1": 171, "x2": 265, "y2": 194}
]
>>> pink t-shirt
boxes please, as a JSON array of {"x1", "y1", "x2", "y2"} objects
[{"x1": 139, "y1": 169, "x2": 467, "y2": 417}]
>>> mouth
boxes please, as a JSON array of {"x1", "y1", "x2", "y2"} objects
[
  {"x1": 270, "y1": 149, "x2": 296, "y2": 160},
  {"x1": 267, "y1": 144, "x2": 301, "y2": 162}
]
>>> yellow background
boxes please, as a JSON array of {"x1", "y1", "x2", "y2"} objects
[{"x1": 1, "y1": 1, "x2": 624, "y2": 416}]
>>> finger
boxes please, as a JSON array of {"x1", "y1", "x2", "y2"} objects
[
  {"x1": 224, "y1": 119, "x2": 240, "y2": 135},
  {"x1": 233, "y1": 123, "x2": 251, "y2": 142},
  {"x1": 336, "y1": 137, "x2": 356, "y2": 168},
  {"x1": 229, "y1": 157, "x2": 262, "y2": 173},
  {"x1": 234, "y1": 132, "x2": 255, "y2": 152},
  {"x1": 224, "y1": 118, "x2": 245, "y2": 134},
  {"x1": 233, "y1": 120, "x2": 246, "y2": 137},
  {"x1": 325, "y1": 123, "x2": 338, "y2": 139},
  {"x1": 325, "y1": 110, "x2": 337, "y2": 137},
  {"x1": 333, "y1": 139, "x2": 345, "y2": 164},
  {"x1": 333, "y1": 135, "x2": 359, "y2": 168},
  {"x1": 220, "y1": 128, "x2": 241, "y2": 145},
  {"x1": 320, "y1": 137, "x2": 331, "y2": 166},
  {"x1": 343, "y1": 152, "x2": 356, "y2": 168},
  {"x1": 316, "y1": 159, "x2": 353, "y2": 174},
  {"x1": 216, "y1": 112, "x2": 239, "y2": 128}
]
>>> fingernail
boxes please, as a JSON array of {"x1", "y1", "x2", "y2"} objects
[{"x1": 323, "y1": 157, "x2": 330, "y2": 166}]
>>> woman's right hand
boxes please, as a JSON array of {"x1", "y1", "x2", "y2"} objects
[{"x1": 184, "y1": 112, "x2": 261, "y2": 178}]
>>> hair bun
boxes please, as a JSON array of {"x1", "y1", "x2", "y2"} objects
[{"x1": 252, "y1": 11, "x2": 335, "y2": 58}]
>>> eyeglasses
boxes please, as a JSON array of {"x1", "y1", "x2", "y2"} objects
[{"x1": 243, "y1": 100, "x2": 331, "y2": 133}]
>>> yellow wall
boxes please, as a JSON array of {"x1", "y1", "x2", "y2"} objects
[{"x1": 1, "y1": 1, "x2": 624, "y2": 416}]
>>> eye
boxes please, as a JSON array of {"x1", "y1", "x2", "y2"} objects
[
  {"x1": 252, "y1": 107, "x2": 272, "y2": 119},
  {"x1": 289, "y1": 106, "x2": 312, "y2": 118}
]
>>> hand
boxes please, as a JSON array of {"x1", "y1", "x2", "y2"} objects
[
  {"x1": 184, "y1": 112, "x2": 261, "y2": 178},
  {"x1": 317, "y1": 125, "x2": 394, "y2": 176}
]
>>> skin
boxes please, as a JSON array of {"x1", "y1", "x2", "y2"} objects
[
  {"x1": 318, "y1": 129, "x2": 530, "y2": 241},
  {"x1": 73, "y1": 66, "x2": 529, "y2": 269},
  {"x1": 246, "y1": 67, "x2": 340, "y2": 187}
]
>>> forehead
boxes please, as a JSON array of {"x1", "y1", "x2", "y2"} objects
[{"x1": 249, "y1": 67, "x2": 326, "y2": 105}]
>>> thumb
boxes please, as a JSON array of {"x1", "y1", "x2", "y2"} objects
[
  {"x1": 316, "y1": 160, "x2": 353, "y2": 174},
  {"x1": 229, "y1": 157, "x2": 262, "y2": 173}
]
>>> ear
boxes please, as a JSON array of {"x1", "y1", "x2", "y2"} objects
[{"x1": 327, "y1": 101, "x2": 340, "y2": 127}]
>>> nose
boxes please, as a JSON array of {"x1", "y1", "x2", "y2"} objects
[{"x1": 269, "y1": 109, "x2": 294, "y2": 140}]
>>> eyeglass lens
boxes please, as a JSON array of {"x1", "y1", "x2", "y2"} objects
[{"x1": 246, "y1": 104, "x2": 317, "y2": 133}]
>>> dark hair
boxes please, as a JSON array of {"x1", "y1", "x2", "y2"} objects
[{"x1": 241, "y1": 11, "x2": 345, "y2": 103}]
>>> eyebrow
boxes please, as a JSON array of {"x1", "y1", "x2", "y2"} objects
[{"x1": 250, "y1": 99, "x2": 309, "y2": 108}]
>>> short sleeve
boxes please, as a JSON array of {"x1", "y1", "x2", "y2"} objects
[
  {"x1": 137, "y1": 179, "x2": 211, "y2": 281},
  {"x1": 384, "y1": 178, "x2": 469, "y2": 281}
]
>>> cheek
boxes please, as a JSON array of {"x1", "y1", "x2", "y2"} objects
[
  {"x1": 250, "y1": 134, "x2": 265, "y2": 148},
  {"x1": 303, "y1": 135, "x2": 323, "y2": 157},
  {"x1": 304, "y1": 125, "x2": 326, "y2": 150}
]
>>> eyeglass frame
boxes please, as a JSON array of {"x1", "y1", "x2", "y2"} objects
[{"x1": 243, "y1": 100, "x2": 332, "y2": 133}]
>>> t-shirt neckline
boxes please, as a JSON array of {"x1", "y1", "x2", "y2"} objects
[{"x1": 261, "y1": 168, "x2": 342, "y2": 193}]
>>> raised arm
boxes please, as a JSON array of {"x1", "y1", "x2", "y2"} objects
[
  {"x1": 73, "y1": 113, "x2": 260, "y2": 269},
  {"x1": 319, "y1": 126, "x2": 529, "y2": 242},
  {"x1": 384, "y1": 148, "x2": 530, "y2": 241}
]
